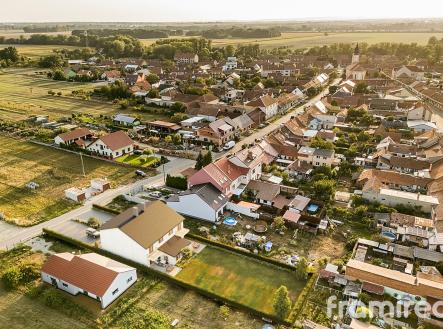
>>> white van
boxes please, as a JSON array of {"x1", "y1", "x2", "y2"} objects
[{"x1": 223, "y1": 141, "x2": 235, "y2": 150}]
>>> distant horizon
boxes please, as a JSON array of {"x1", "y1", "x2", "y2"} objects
[{"x1": 1, "y1": 0, "x2": 443, "y2": 23}]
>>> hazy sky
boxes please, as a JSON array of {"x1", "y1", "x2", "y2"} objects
[{"x1": 1, "y1": 0, "x2": 443, "y2": 22}]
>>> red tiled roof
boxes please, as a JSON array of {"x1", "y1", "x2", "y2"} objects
[
  {"x1": 99, "y1": 131, "x2": 134, "y2": 151},
  {"x1": 57, "y1": 128, "x2": 91, "y2": 142},
  {"x1": 42, "y1": 253, "x2": 120, "y2": 297}
]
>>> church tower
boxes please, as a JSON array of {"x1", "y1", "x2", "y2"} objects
[{"x1": 352, "y1": 43, "x2": 360, "y2": 64}]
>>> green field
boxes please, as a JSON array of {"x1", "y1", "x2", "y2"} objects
[
  {"x1": 141, "y1": 32, "x2": 443, "y2": 49},
  {"x1": 177, "y1": 246, "x2": 305, "y2": 315},
  {"x1": 0, "y1": 136, "x2": 135, "y2": 226},
  {"x1": 0, "y1": 44, "x2": 79, "y2": 58},
  {"x1": 0, "y1": 69, "x2": 169, "y2": 122}
]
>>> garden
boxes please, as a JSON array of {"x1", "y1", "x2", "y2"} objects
[
  {"x1": 176, "y1": 246, "x2": 306, "y2": 315},
  {"x1": 115, "y1": 153, "x2": 160, "y2": 168}
]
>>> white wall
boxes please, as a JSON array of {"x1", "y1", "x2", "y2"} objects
[
  {"x1": 226, "y1": 202, "x2": 260, "y2": 219},
  {"x1": 102, "y1": 269, "x2": 137, "y2": 308},
  {"x1": 100, "y1": 229, "x2": 148, "y2": 265}
]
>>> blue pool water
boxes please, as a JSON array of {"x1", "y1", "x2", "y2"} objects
[
  {"x1": 307, "y1": 204, "x2": 319, "y2": 213},
  {"x1": 381, "y1": 231, "x2": 396, "y2": 241},
  {"x1": 223, "y1": 217, "x2": 237, "y2": 226}
]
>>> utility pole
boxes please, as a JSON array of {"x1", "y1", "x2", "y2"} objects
[
  {"x1": 79, "y1": 152, "x2": 85, "y2": 177},
  {"x1": 162, "y1": 163, "x2": 166, "y2": 183}
]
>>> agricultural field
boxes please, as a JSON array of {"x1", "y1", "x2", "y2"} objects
[
  {"x1": 0, "y1": 136, "x2": 135, "y2": 226},
  {"x1": 176, "y1": 246, "x2": 305, "y2": 315},
  {"x1": 0, "y1": 69, "x2": 169, "y2": 122},
  {"x1": 0, "y1": 44, "x2": 79, "y2": 58},
  {"x1": 140, "y1": 32, "x2": 443, "y2": 49}
]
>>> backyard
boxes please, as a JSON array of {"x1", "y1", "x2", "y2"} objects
[
  {"x1": 176, "y1": 246, "x2": 306, "y2": 315},
  {"x1": 115, "y1": 154, "x2": 160, "y2": 168},
  {"x1": 0, "y1": 136, "x2": 135, "y2": 226}
]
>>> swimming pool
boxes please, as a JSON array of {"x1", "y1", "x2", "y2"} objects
[
  {"x1": 307, "y1": 204, "x2": 319, "y2": 214},
  {"x1": 381, "y1": 231, "x2": 396, "y2": 241},
  {"x1": 223, "y1": 217, "x2": 237, "y2": 226}
]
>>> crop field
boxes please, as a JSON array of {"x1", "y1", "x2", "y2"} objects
[
  {"x1": 0, "y1": 69, "x2": 169, "y2": 122},
  {"x1": 0, "y1": 44, "x2": 80, "y2": 58},
  {"x1": 141, "y1": 32, "x2": 443, "y2": 49},
  {"x1": 0, "y1": 136, "x2": 135, "y2": 226},
  {"x1": 177, "y1": 246, "x2": 305, "y2": 315}
]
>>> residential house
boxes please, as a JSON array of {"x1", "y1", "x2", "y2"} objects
[
  {"x1": 87, "y1": 131, "x2": 134, "y2": 159},
  {"x1": 41, "y1": 252, "x2": 136, "y2": 308},
  {"x1": 174, "y1": 52, "x2": 199, "y2": 65},
  {"x1": 113, "y1": 114, "x2": 140, "y2": 127},
  {"x1": 147, "y1": 120, "x2": 181, "y2": 134},
  {"x1": 100, "y1": 201, "x2": 190, "y2": 267},
  {"x1": 392, "y1": 65, "x2": 425, "y2": 81},
  {"x1": 166, "y1": 183, "x2": 228, "y2": 222},
  {"x1": 125, "y1": 73, "x2": 145, "y2": 86},
  {"x1": 407, "y1": 103, "x2": 433, "y2": 121},
  {"x1": 297, "y1": 146, "x2": 338, "y2": 167},
  {"x1": 54, "y1": 128, "x2": 93, "y2": 146},
  {"x1": 101, "y1": 70, "x2": 121, "y2": 83},
  {"x1": 246, "y1": 95, "x2": 279, "y2": 120},
  {"x1": 308, "y1": 114, "x2": 337, "y2": 130},
  {"x1": 407, "y1": 120, "x2": 437, "y2": 133},
  {"x1": 197, "y1": 119, "x2": 235, "y2": 146}
]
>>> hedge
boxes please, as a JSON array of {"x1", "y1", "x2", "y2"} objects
[
  {"x1": 42, "y1": 228, "x2": 292, "y2": 326},
  {"x1": 165, "y1": 174, "x2": 187, "y2": 190},
  {"x1": 288, "y1": 273, "x2": 318, "y2": 322},
  {"x1": 92, "y1": 204, "x2": 120, "y2": 215},
  {"x1": 187, "y1": 233, "x2": 298, "y2": 272}
]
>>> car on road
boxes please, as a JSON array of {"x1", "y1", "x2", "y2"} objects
[
  {"x1": 135, "y1": 170, "x2": 147, "y2": 177},
  {"x1": 223, "y1": 140, "x2": 236, "y2": 150}
]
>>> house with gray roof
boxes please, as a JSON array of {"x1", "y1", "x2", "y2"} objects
[{"x1": 166, "y1": 183, "x2": 228, "y2": 222}]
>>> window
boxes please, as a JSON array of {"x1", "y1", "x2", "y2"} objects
[
  {"x1": 169, "y1": 229, "x2": 173, "y2": 235},
  {"x1": 127, "y1": 277, "x2": 133, "y2": 283},
  {"x1": 149, "y1": 246, "x2": 154, "y2": 253},
  {"x1": 112, "y1": 288, "x2": 119, "y2": 295},
  {"x1": 159, "y1": 236, "x2": 164, "y2": 243},
  {"x1": 62, "y1": 283, "x2": 68, "y2": 288}
]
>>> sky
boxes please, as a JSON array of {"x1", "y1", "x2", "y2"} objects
[{"x1": 1, "y1": 0, "x2": 443, "y2": 22}]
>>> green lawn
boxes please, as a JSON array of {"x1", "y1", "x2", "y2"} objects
[
  {"x1": 0, "y1": 136, "x2": 136, "y2": 226},
  {"x1": 115, "y1": 154, "x2": 159, "y2": 168},
  {"x1": 177, "y1": 246, "x2": 305, "y2": 315}
]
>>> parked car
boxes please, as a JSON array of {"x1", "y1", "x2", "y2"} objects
[
  {"x1": 135, "y1": 170, "x2": 147, "y2": 177},
  {"x1": 86, "y1": 228, "x2": 100, "y2": 238},
  {"x1": 148, "y1": 191, "x2": 162, "y2": 198},
  {"x1": 133, "y1": 150, "x2": 143, "y2": 155},
  {"x1": 223, "y1": 141, "x2": 235, "y2": 150}
]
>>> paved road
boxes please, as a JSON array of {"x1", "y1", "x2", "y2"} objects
[
  {"x1": 0, "y1": 156, "x2": 195, "y2": 250},
  {"x1": 225, "y1": 78, "x2": 342, "y2": 155}
]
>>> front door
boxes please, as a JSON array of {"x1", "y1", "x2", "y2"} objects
[{"x1": 50, "y1": 278, "x2": 57, "y2": 286}]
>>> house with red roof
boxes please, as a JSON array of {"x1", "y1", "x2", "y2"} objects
[
  {"x1": 41, "y1": 252, "x2": 136, "y2": 308},
  {"x1": 54, "y1": 128, "x2": 93, "y2": 146}
]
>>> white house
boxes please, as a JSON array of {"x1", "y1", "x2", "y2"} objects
[
  {"x1": 100, "y1": 201, "x2": 190, "y2": 267},
  {"x1": 87, "y1": 131, "x2": 134, "y2": 159},
  {"x1": 407, "y1": 103, "x2": 433, "y2": 122},
  {"x1": 41, "y1": 252, "x2": 136, "y2": 309},
  {"x1": 247, "y1": 95, "x2": 279, "y2": 120},
  {"x1": 407, "y1": 120, "x2": 437, "y2": 133},
  {"x1": 297, "y1": 146, "x2": 338, "y2": 167},
  {"x1": 223, "y1": 57, "x2": 238, "y2": 71},
  {"x1": 113, "y1": 114, "x2": 140, "y2": 126},
  {"x1": 392, "y1": 65, "x2": 425, "y2": 81},
  {"x1": 308, "y1": 114, "x2": 337, "y2": 130},
  {"x1": 166, "y1": 183, "x2": 228, "y2": 222},
  {"x1": 362, "y1": 187, "x2": 439, "y2": 214}
]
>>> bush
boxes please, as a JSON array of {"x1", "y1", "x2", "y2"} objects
[
  {"x1": 1, "y1": 267, "x2": 22, "y2": 290},
  {"x1": 165, "y1": 174, "x2": 187, "y2": 190},
  {"x1": 87, "y1": 217, "x2": 101, "y2": 229}
]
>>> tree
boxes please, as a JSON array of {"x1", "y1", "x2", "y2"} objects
[
  {"x1": 195, "y1": 151, "x2": 204, "y2": 170},
  {"x1": 0, "y1": 46, "x2": 19, "y2": 62},
  {"x1": 146, "y1": 73, "x2": 160, "y2": 84},
  {"x1": 170, "y1": 102, "x2": 186, "y2": 113},
  {"x1": 38, "y1": 55, "x2": 65, "y2": 68},
  {"x1": 273, "y1": 216, "x2": 286, "y2": 231},
  {"x1": 354, "y1": 82, "x2": 369, "y2": 94},
  {"x1": 147, "y1": 88, "x2": 160, "y2": 98},
  {"x1": 296, "y1": 257, "x2": 309, "y2": 280},
  {"x1": 272, "y1": 285, "x2": 292, "y2": 320},
  {"x1": 202, "y1": 150, "x2": 213, "y2": 167},
  {"x1": 1, "y1": 267, "x2": 22, "y2": 290},
  {"x1": 312, "y1": 179, "x2": 336, "y2": 202},
  {"x1": 52, "y1": 69, "x2": 66, "y2": 81},
  {"x1": 87, "y1": 217, "x2": 100, "y2": 229},
  {"x1": 164, "y1": 135, "x2": 173, "y2": 143}
]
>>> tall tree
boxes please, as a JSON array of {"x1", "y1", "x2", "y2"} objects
[
  {"x1": 272, "y1": 286, "x2": 292, "y2": 320},
  {"x1": 296, "y1": 257, "x2": 309, "y2": 280},
  {"x1": 195, "y1": 151, "x2": 204, "y2": 170},
  {"x1": 202, "y1": 150, "x2": 213, "y2": 167}
]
